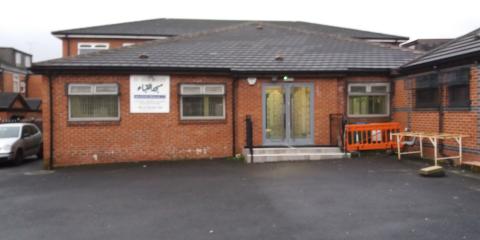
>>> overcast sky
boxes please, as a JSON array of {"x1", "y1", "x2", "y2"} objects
[{"x1": 1, "y1": 0, "x2": 479, "y2": 61}]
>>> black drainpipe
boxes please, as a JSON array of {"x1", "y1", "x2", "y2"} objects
[
  {"x1": 66, "y1": 35, "x2": 71, "y2": 57},
  {"x1": 47, "y1": 74, "x2": 54, "y2": 170},
  {"x1": 438, "y1": 84, "x2": 445, "y2": 155},
  {"x1": 231, "y1": 77, "x2": 237, "y2": 156},
  {"x1": 25, "y1": 73, "x2": 30, "y2": 98}
]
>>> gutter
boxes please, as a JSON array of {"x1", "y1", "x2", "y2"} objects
[{"x1": 25, "y1": 73, "x2": 30, "y2": 97}]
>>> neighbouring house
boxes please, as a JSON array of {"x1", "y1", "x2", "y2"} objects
[
  {"x1": 52, "y1": 18, "x2": 409, "y2": 57},
  {"x1": 393, "y1": 28, "x2": 480, "y2": 163},
  {"x1": 33, "y1": 19, "x2": 421, "y2": 168},
  {"x1": 0, "y1": 47, "x2": 42, "y2": 121},
  {"x1": 401, "y1": 39, "x2": 452, "y2": 51}
]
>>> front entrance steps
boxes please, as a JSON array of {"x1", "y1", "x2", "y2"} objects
[{"x1": 243, "y1": 147, "x2": 350, "y2": 163}]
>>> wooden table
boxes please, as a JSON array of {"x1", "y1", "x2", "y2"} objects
[{"x1": 390, "y1": 132, "x2": 467, "y2": 166}]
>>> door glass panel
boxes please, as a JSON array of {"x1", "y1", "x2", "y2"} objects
[
  {"x1": 291, "y1": 87, "x2": 311, "y2": 139},
  {"x1": 265, "y1": 87, "x2": 285, "y2": 141}
]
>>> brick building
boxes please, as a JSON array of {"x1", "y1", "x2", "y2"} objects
[
  {"x1": 33, "y1": 19, "x2": 422, "y2": 168},
  {"x1": 393, "y1": 28, "x2": 480, "y2": 162},
  {"x1": 32, "y1": 19, "x2": 480, "y2": 168},
  {"x1": 0, "y1": 47, "x2": 42, "y2": 121}
]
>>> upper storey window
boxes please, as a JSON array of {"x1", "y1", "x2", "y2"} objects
[{"x1": 77, "y1": 43, "x2": 109, "y2": 55}]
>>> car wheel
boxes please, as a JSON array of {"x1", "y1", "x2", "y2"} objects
[{"x1": 13, "y1": 149, "x2": 24, "y2": 166}]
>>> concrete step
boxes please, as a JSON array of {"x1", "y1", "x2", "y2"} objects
[
  {"x1": 248, "y1": 147, "x2": 342, "y2": 155},
  {"x1": 243, "y1": 147, "x2": 348, "y2": 163}
]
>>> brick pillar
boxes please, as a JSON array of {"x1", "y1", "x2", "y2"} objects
[{"x1": 40, "y1": 75, "x2": 51, "y2": 169}]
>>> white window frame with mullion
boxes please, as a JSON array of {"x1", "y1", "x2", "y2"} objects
[
  {"x1": 347, "y1": 83, "x2": 390, "y2": 118},
  {"x1": 68, "y1": 83, "x2": 120, "y2": 121},
  {"x1": 180, "y1": 84, "x2": 226, "y2": 120},
  {"x1": 15, "y1": 52, "x2": 22, "y2": 66},
  {"x1": 77, "y1": 42, "x2": 110, "y2": 55},
  {"x1": 13, "y1": 74, "x2": 20, "y2": 92}
]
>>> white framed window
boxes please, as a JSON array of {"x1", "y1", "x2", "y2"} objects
[
  {"x1": 122, "y1": 43, "x2": 135, "y2": 47},
  {"x1": 20, "y1": 81, "x2": 26, "y2": 93},
  {"x1": 25, "y1": 56, "x2": 31, "y2": 68},
  {"x1": 77, "y1": 43, "x2": 110, "y2": 55},
  {"x1": 180, "y1": 84, "x2": 225, "y2": 120},
  {"x1": 68, "y1": 83, "x2": 120, "y2": 121},
  {"x1": 347, "y1": 83, "x2": 390, "y2": 117},
  {"x1": 15, "y1": 53, "x2": 22, "y2": 66},
  {"x1": 13, "y1": 74, "x2": 20, "y2": 92}
]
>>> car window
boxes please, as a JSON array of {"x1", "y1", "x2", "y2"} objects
[
  {"x1": 29, "y1": 126, "x2": 38, "y2": 135},
  {"x1": 0, "y1": 126, "x2": 20, "y2": 138},
  {"x1": 22, "y1": 126, "x2": 30, "y2": 137}
]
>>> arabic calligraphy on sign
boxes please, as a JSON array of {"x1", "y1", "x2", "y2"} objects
[{"x1": 130, "y1": 75, "x2": 170, "y2": 113}]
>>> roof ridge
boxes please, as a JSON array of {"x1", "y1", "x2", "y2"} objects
[
  {"x1": 52, "y1": 18, "x2": 169, "y2": 35},
  {"x1": 294, "y1": 21, "x2": 408, "y2": 40},
  {"x1": 262, "y1": 22, "x2": 423, "y2": 55},
  {"x1": 52, "y1": 18, "x2": 248, "y2": 35},
  {"x1": 402, "y1": 27, "x2": 480, "y2": 67},
  {"x1": 37, "y1": 22, "x2": 256, "y2": 65}
]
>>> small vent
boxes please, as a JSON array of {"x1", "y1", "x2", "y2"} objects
[
  {"x1": 275, "y1": 54, "x2": 284, "y2": 61},
  {"x1": 138, "y1": 54, "x2": 149, "y2": 59}
]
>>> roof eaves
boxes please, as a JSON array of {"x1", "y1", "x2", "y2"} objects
[{"x1": 402, "y1": 27, "x2": 480, "y2": 68}]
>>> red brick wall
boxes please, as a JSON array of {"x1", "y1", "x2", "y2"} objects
[
  {"x1": 62, "y1": 38, "x2": 153, "y2": 57},
  {"x1": 392, "y1": 65, "x2": 479, "y2": 162},
  {"x1": 43, "y1": 74, "x2": 233, "y2": 167},
  {"x1": 1, "y1": 71, "x2": 26, "y2": 94},
  {"x1": 42, "y1": 73, "x2": 396, "y2": 167},
  {"x1": 27, "y1": 75, "x2": 43, "y2": 98}
]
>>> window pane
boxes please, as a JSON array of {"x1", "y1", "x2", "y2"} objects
[
  {"x1": 70, "y1": 95, "x2": 118, "y2": 119},
  {"x1": 207, "y1": 96, "x2": 224, "y2": 117},
  {"x1": 368, "y1": 95, "x2": 387, "y2": 114},
  {"x1": 371, "y1": 86, "x2": 388, "y2": 93},
  {"x1": 95, "y1": 84, "x2": 118, "y2": 94},
  {"x1": 182, "y1": 96, "x2": 204, "y2": 117},
  {"x1": 181, "y1": 85, "x2": 203, "y2": 95},
  {"x1": 349, "y1": 95, "x2": 387, "y2": 115},
  {"x1": 448, "y1": 85, "x2": 469, "y2": 107},
  {"x1": 350, "y1": 86, "x2": 366, "y2": 93},
  {"x1": 69, "y1": 85, "x2": 93, "y2": 95},
  {"x1": 349, "y1": 96, "x2": 369, "y2": 115},
  {"x1": 182, "y1": 96, "x2": 224, "y2": 118},
  {"x1": 415, "y1": 88, "x2": 439, "y2": 108}
]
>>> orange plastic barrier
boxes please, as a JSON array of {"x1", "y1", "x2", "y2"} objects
[{"x1": 345, "y1": 122, "x2": 401, "y2": 152}]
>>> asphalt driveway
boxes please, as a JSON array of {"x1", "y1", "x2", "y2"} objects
[{"x1": 1, "y1": 157, "x2": 479, "y2": 240}]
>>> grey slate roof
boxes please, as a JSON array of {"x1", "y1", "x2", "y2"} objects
[
  {"x1": 36, "y1": 22, "x2": 419, "y2": 73},
  {"x1": 401, "y1": 39, "x2": 452, "y2": 52},
  {"x1": 52, "y1": 18, "x2": 408, "y2": 41},
  {"x1": 25, "y1": 99, "x2": 41, "y2": 111},
  {"x1": 403, "y1": 27, "x2": 480, "y2": 68},
  {"x1": 0, "y1": 92, "x2": 32, "y2": 111},
  {"x1": 0, "y1": 93, "x2": 19, "y2": 109}
]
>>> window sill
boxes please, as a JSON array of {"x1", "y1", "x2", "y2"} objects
[
  {"x1": 347, "y1": 115, "x2": 389, "y2": 118},
  {"x1": 413, "y1": 107, "x2": 440, "y2": 112},
  {"x1": 67, "y1": 120, "x2": 120, "y2": 126},
  {"x1": 444, "y1": 106, "x2": 471, "y2": 112},
  {"x1": 179, "y1": 119, "x2": 227, "y2": 124}
]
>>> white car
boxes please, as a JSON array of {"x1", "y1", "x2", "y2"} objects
[{"x1": 0, "y1": 123, "x2": 43, "y2": 165}]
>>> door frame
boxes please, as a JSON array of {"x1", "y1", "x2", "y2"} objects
[{"x1": 262, "y1": 82, "x2": 315, "y2": 146}]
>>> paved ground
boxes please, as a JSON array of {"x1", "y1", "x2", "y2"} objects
[{"x1": 1, "y1": 156, "x2": 480, "y2": 240}]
